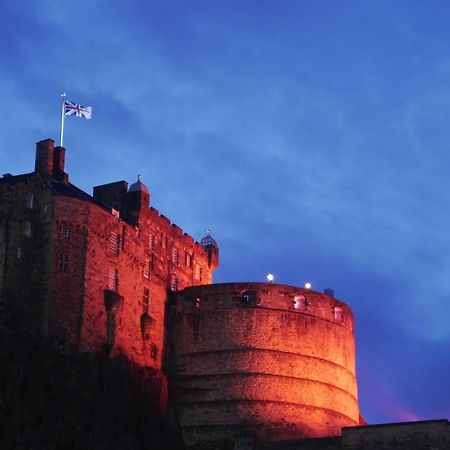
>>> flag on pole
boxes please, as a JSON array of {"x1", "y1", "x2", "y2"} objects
[{"x1": 64, "y1": 100, "x2": 92, "y2": 120}]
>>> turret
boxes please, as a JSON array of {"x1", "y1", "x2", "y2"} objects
[
  {"x1": 200, "y1": 229, "x2": 219, "y2": 270},
  {"x1": 123, "y1": 175, "x2": 150, "y2": 225}
]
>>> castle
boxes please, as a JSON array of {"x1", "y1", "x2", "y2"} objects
[{"x1": 1, "y1": 139, "x2": 448, "y2": 450}]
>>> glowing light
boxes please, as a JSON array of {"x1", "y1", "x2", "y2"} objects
[
  {"x1": 304, "y1": 282, "x2": 312, "y2": 289},
  {"x1": 266, "y1": 273, "x2": 274, "y2": 283}
]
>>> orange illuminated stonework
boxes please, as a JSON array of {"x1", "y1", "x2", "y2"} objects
[
  {"x1": 0, "y1": 139, "x2": 369, "y2": 450},
  {"x1": 0, "y1": 139, "x2": 217, "y2": 370},
  {"x1": 169, "y1": 283, "x2": 363, "y2": 447}
]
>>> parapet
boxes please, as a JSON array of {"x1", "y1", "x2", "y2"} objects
[{"x1": 174, "y1": 282, "x2": 353, "y2": 330}]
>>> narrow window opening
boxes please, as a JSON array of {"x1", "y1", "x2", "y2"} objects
[
  {"x1": 143, "y1": 260, "x2": 150, "y2": 279},
  {"x1": 108, "y1": 268, "x2": 119, "y2": 292},
  {"x1": 150, "y1": 344, "x2": 158, "y2": 360},
  {"x1": 23, "y1": 221, "x2": 31, "y2": 237},
  {"x1": 111, "y1": 209, "x2": 120, "y2": 223},
  {"x1": 241, "y1": 291, "x2": 255, "y2": 304},
  {"x1": 58, "y1": 253, "x2": 70, "y2": 273},
  {"x1": 334, "y1": 306, "x2": 344, "y2": 322},
  {"x1": 109, "y1": 232, "x2": 119, "y2": 255},
  {"x1": 143, "y1": 288, "x2": 150, "y2": 314},
  {"x1": 170, "y1": 274, "x2": 178, "y2": 291},
  {"x1": 25, "y1": 192, "x2": 34, "y2": 209}
]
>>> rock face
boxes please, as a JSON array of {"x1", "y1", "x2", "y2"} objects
[
  {"x1": 168, "y1": 283, "x2": 361, "y2": 449},
  {"x1": 0, "y1": 329, "x2": 180, "y2": 450}
]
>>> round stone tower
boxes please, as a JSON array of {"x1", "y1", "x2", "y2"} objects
[{"x1": 168, "y1": 282, "x2": 361, "y2": 449}]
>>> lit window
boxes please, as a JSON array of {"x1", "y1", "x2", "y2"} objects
[
  {"x1": 143, "y1": 288, "x2": 150, "y2": 314},
  {"x1": 293, "y1": 295, "x2": 307, "y2": 310},
  {"x1": 111, "y1": 209, "x2": 120, "y2": 223},
  {"x1": 195, "y1": 265, "x2": 202, "y2": 281},
  {"x1": 194, "y1": 297, "x2": 201, "y2": 309},
  {"x1": 148, "y1": 234, "x2": 153, "y2": 251},
  {"x1": 143, "y1": 259, "x2": 150, "y2": 279},
  {"x1": 25, "y1": 192, "x2": 34, "y2": 209},
  {"x1": 61, "y1": 228, "x2": 70, "y2": 237},
  {"x1": 108, "y1": 268, "x2": 119, "y2": 292},
  {"x1": 109, "y1": 232, "x2": 119, "y2": 255},
  {"x1": 185, "y1": 252, "x2": 193, "y2": 267},
  {"x1": 58, "y1": 253, "x2": 70, "y2": 273},
  {"x1": 334, "y1": 306, "x2": 344, "y2": 322},
  {"x1": 23, "y1": 221, "x2": 31, "y2": 237},
  {"x1": 171, "y1": 247, "x2": 179, "y2": 265},
  {"x1": 170, "y1": 274, "x2": 178, "y2": 291}
]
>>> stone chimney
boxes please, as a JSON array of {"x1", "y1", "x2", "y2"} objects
[
  {"x1": 35, "y1": 139, "x2": 55, "y2": 175},
  {"x1": 34, "y1": 139, "x2": 68, "y2": 182}
]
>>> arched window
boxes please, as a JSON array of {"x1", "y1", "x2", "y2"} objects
[{"x1": 240, "y1": 290, "x2": 256, "y2": 304}]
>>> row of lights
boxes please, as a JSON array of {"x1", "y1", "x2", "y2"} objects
[{"x1": 266, "y1": 273, "x2": 312, "y2": 289}]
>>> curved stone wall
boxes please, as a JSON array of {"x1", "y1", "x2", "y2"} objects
[{"x1": 169, "y1": 282, "x2": 360, "y2": 447}]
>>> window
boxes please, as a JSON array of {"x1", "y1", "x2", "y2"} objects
[
  {"x1": 195, "y1": 265, "x2": 202, "y2": 281},
  {"x1": 111, "y1": 209, "x2": 120, "y2": 223},
  {"x1": 106, "y1": 314, "x2": 116, "y2": 346},
  {"x1": 143, "y1": 288, "x2": 150, "y2": 314},
  {"x1": 171, "y1": 247, "x2": 179, "y2": 265},
  {"x1": 150, "y1": 344, "x2": 158, "y2": 360},
  {"x1": 17, "y1": 247, "x2": 22, "y2": 259},
  {"x1": 194, "y1": 297, "x2": 201, "y2": 309},
  {"x1": 61, "y1": 227, "x2": 70, "y2": 237},
  {"x1": 143, "y1": 259, "x2": 150, "y2": 279},
  {"x1": 150, "y1": 254, "x2": 155, "y2": 272},
  {"x1": 241, "y1": 291, "x2": 255, "y2": 304},
  {"x1": 58, "y1": 253, "x2": 70, "y2": 273},
  {"x1": 170, "y1": 274, "x2": 178, "y2": 291},
  {"x1": 148, "y1": 234, "x2": 154, "y2": 251},
  {"x1": 293, "y1": 295, "x2": 307, "y2": 310},
  {"x1": 108, "y1": 268, "x2": 119, "y2": 292},
  {"x1": 23, "y1": 221, "x2": 31, "y2": 237},
  {"x1": 185, "y1": 252, "x2": 193, "y2": 268},
  {"x1": 25, "y1": 192, "x2": 34, "y2": 209},
  {"x1": 109, "y1": 232, "x2": 119, "y2": 255},
  {"x1": 334, "y1": 306, "x2": 344, "y2": 322}
]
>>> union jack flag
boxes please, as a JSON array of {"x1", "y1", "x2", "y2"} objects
[{"x1": 64, "y1": 100, "x2": 92, "y2": 119}]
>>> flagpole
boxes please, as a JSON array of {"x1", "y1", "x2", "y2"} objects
[{"x1": 60, "y1": 92, "x2": 66, "y2": 147}]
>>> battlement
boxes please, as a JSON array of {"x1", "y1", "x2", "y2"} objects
[{"x1": 175, "y1": 282, "x2": 353, "y2": 330}]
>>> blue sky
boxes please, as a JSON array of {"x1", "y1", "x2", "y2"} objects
[{"x1": 1, "y1": 0, "x2": 450, "y2": 424}]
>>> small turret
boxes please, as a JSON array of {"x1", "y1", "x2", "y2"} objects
[
  {"x1": 200, "y1": 229, "x2": 219, "y2": 270},
  {"x1": 124, "y1": 175, "x2": 150, "y2": 224}
]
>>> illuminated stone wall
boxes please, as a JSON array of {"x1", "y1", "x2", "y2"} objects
[
  {"x1": 169, "y1": 282, "x2": 361, "y2": 448},
  {"x1": 0, "y1": 139, "x2": 216, "y2": 370}
]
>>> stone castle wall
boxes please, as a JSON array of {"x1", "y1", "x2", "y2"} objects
[
  {"x1": 169, "y1": 283, "x2": 360, "y2": 448},
  {"x1": 0, "y1": 139, "x2": 215, "y2": 371}
]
